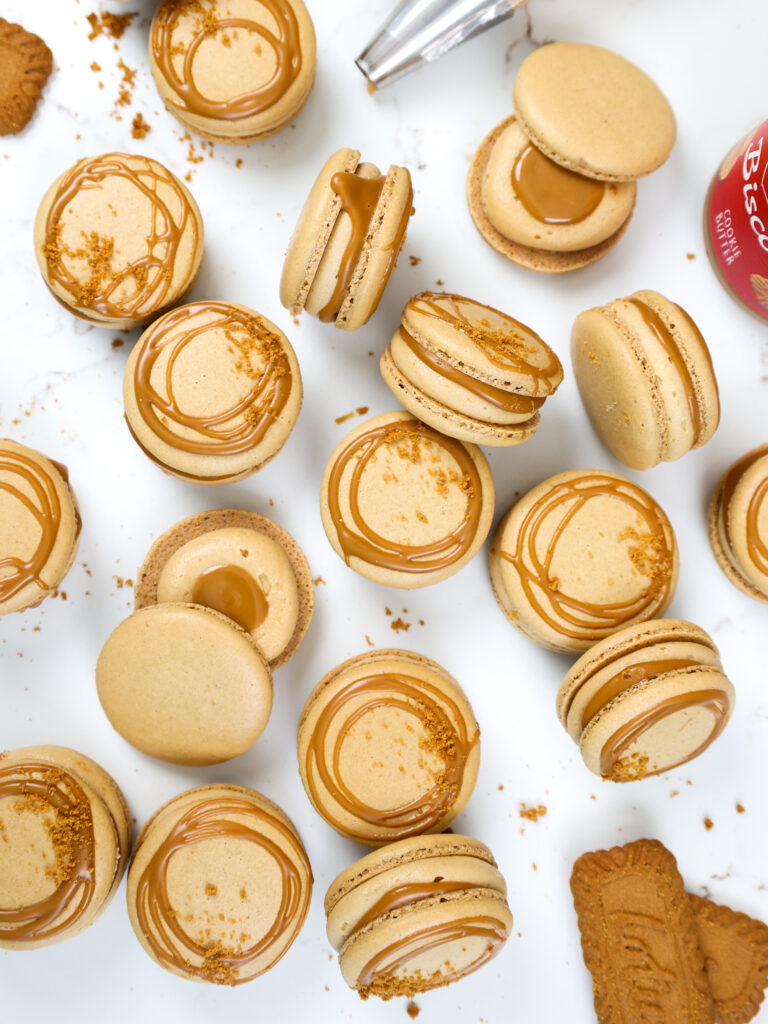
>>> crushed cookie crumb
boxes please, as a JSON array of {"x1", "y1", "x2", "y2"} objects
[
  {"x1": 519, "y1": 803, "x2": 546, "y2": 822},
  {"x1": 409, "y1": 256, "x2": 422, "y2": 267},
  {"x1": 406, "y1": 1002, "x2": 420, "y2": 1019},
  {"x1": 313, "y1": 576, "x2": 326, "y2": 586},
  {"x1": 111, "y1": 338, "x2": 124, "y2": 349},
  {"x1": 365, "y1": 634, "x2": 374, "y2": 647},
  {"x1": 86, "y1": 11, "x2": 136, "y2": 41},
  {"x1": 390, "y1": 617, "x2": 410, "y2": 633},
  {"x1": 736, "y1": 803, "x2": 746, "y2": 814},
  {"x1": 704, "y1": 817, "x2": 714, "y2": 830},
  {"x1": 131, "y1": 112, "x2": 151, "y2": 139}
]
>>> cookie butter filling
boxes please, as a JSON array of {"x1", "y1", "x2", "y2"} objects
[
  {"x1": 192, "y1": 564, "x2": 269, "y2": 632},
  {"x1": 511, "y1": 144, "x2": 605, "y2": 224}
]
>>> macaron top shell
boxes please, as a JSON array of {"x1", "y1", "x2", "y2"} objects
[
  {"x1": 513, "y1": 43, "x2": 676, "y2": 181},
  {"x1": 709, "y1": 446, "x2": 768, "y2": 601}
]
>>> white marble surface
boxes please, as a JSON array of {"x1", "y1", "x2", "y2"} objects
[{"x1": 2, "y1": 0, "x2": 768, "y2": 1020}]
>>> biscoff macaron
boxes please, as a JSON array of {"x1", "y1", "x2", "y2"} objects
[
  {"x1": 489, "y1": 470, "x2": 678, "y2": 653},
  {"x1": 0, "y1": 439, "x2": 81, "y2": 616},
  {"x1": 95, "y1": 603, "x2": 273, "y2": 765},
  {"x1": 280, "y1": 148, "x2": 413, "y2": 330},
  {"x1": 297, "y1": 649, "x2": 480, "y2": 846},
  {"x1": 0, "y1": 745, "x2": 131, "y2": 949},
  {"x1": 149, "y1": 0, "x2": 316, "y2": 144},
  {"x1": 325, "y1": 834, "x2": 512, "y2": 999},
  {"x1": 380, "y1": 290, "x2": 563, "y2": 446},
  {"x1": 320, "y1": 411, "x2": 495, "y2": 589},
  {"x1": 123, "y1": 301, "x2": 302, "y2": 485},
  {"x1": 709, "y1": 445, "x2": 768, "y2": 603},
  {"x1": 127, "y1": 784, "x2": 312, "y2": 985},
  {"x1": 557, "y1": 620, "x2": 735, "y2": 782},
  {"x1": 572, "y1": 290, "x2": 720, "y2": 470},
  {"x1": 34, "y1": 153, "x2": 204, "y2": 329},
  {"x1": 135, "y1": 509, "x2": 314, "y2": 668}
]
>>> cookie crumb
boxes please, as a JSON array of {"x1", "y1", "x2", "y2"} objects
[
  {"x1": 519, "y1": 803, "x2": 547, "y2": 822},
  {"x1": 686, "y1": 252, "x2": 696, "y2": 260},
  {"x1": 409, "y1": 256, "x2": 422, "y2": 267},
  {"x1": 736, "y1": 803, "x2": 746, "y2": 814},
  {"x1": 86, "y1": 11, "x2": 136, "y2": 41},
  {"x1": 131, "y1": 112, "x2": 151, "y2": 139},
  {"x1": 365, "y1": 634, "x2": 374, "y2": 647},
  {"x1": 704, "y1": 817, "x2": 714, "y2": 831},
  {"x1": 435, "y1": 279, "x2": 444, "y2": 286},
  {"x1": 390, "y1": 617, "x2": 410, "y2": 633},
  {"x1": 313, "y1": 576, "x2": 325, "y2": 586},
  {"x1": 406, "y1": 1002, "x2": 420, "y2": 1019},
  {"x1": 111, "y1": 338, "x2": 124, "y2": 348}
]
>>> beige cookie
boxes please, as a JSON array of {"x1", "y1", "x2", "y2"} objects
[{"x1": 0, "y1": 18, "x2": 53, "y2": 135}]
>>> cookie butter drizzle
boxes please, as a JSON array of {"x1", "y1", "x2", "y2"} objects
[
  {"x1": 152, "y1": 0, "x2": 302, "y2": 120},
  {"x1": 721, "y1": 447, "x2": 768, "y2": 577},
  {"x1": 500, "y1": 475, "x2": 675, "y2": 642},
  {"x1": 0, "y1": 762, "x2": 96, "y2": 942},
  {"x1": 42, "y1": 154, "x2": 197, "y2": 318},
  {"x1": 133, "y1": 301, "x2": 292, "y2": 456},
  {"x1": 134, "y1": 797, "x2": 311, "y2": 985},
  {"x1": 511, "y1": 145, "x2": 605, "y2": 224},
  {"x1": 580, "y1": 659, "x2": 700, "y2": 730},
  {"x1": 192, "y1": 564, "x2": 269, "y2": 632},
  {"x1": 327, "y1": 420, "x2": 483, "y2": 574},
  {"x1": 303, "y1": 673, "x2": 479, "y2": 840},
  {"x1": 353, "y1": 882, "x2": 475, "y2": 932}
]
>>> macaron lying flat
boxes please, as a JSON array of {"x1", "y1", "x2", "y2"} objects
[
  {"x1": 0, "y1": 745, "x2": 131, "y2": 949},
  {"x1": 96, "y1": 603, "x2": 273, "y2": 765},
  {"x1": 557, "y1": 620, "x2": 734, "y2": 782},
  {"x1": 127, "y1": 784, "x2": 312, "y2": 985},
  {"x1": 320, "y1": 411, "x2": 495, "y2": 589},
  {"x1": 149, "y1": 0, "x2": 316, "y2": 144},
  {"x1": 123, "y1": 301, "x2": 302, "y2": 484},
  {"x1": 709, "y1": 445, "x2": 768, "y2": 603},
  {"x1": 297, "y1": 649, "x2": 480, "y2": 846},
  {"x1": 135, "y1": 508, "x2": 314, "y2": 668},
  {"x1": 0, "y1": 439, "x2": 81, "y2": 616},
  {"x1": 280, "y1": 148, "x2": 413, "y2": 330},
  {"x1": 325, "y1": 834, "x2": 512, "y2": 999},
  {"x1": 489, "y1": 470, "x2": 678, "y2": 653},
  {"x1": 380, "y1": 290, "x2": 563, "y2": 446},
  {"x1": 572, "y1": 290, "x2": 720, "y2": 470}
]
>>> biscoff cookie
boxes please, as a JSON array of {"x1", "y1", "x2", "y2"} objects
[{"x1": 0, "y1": 18, "x2": 52, "y2": 135}]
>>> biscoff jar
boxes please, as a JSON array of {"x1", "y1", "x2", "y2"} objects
[{"x1": 705, "y1": 118, "x2": 768, "y2": 322}]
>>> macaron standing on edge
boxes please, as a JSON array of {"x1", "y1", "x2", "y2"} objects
[{"x1": 709, "y1": 445, "x2": 768, "y2": 603}]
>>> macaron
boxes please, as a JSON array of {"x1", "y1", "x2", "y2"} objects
[
  {"x1": 123, "y1": 301, "x2": 302, "y2": 484},
  {"x1": 380, "y1": 290, "x2": 563, "y2": 446},
  {"x1": 320, "y1": 411, "x2": 495, "y2": 589},
  {"x1": 149, "y1": 0, "x2": 316, "y2": 144},
  {"x1": 280, "y1": 148, "x2": 413, "y2": 330},
  {"x1": 297, "y1": 649, "x2": 480, "y2": 846},
  {"x1": 489, "y1": 470, "x2": 678, "y2": 653},
  {"x1": 325, "y1": 834, "x2": 513, "y2": 999},
  {"x1": 0, "y1": 439, "x2": 81, "y2": 616},
  {"x1": 95, "y1": 603, "x2": 273, "y2": 765},
  {"x1": 135, "y1": 508, "x2": 314, "y2": 668},
  {"x1": 34, "y1": 153, "x2": 204, "y2": 329},
  {"x1": 709, "y1": 445, "x2": 768, "y2": 603},
  {"x1": 572, "y1": 290, "x2": 720, "y2": 470},
  {"x1": 127, "y1": 784, "x2": 312, "y2": 985},
  {"x1": 0, "y1": 745, "x2": 132, "y2": 949},
  {"x1": 557, "y1": 619, "x2": 735, "y2": 782}
]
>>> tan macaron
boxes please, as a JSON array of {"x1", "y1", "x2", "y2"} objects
[
  {"x1": 325, "y1": 834, "x2": 512, "y2": 999},
  {"x1": 297, "y1": 649, "x2": 480, "y2": 846},
  {"x1": 489, "y1": 470, "x2": 678, "y2": 653},
  {"x1": 127, "y1": 784, "x2": 312, "y2": 984},
  {"x1": 123, "y1": 301, "x2": 302, "y2": 485},
  {"x1": 95, "y1": 603, "x2": 273, "y2": 765},
  {"x1": 380, "y1": 290, "x2": 563, "y2": 446},
  {"x1": 557, "y1": 620, "x2": 735, "y2": 782},
  {"x1": 34, "y1": 153, "x2": 204, "y2": 329},
  {"x1": 135, "y1": 509, "x2": 314, "y2": 668},
  {"x1": 0, "y1": 439, "x2": 81, "y2": 616},
  {"x1": 572, "y1": 290, "x2": 720, "y2": 470},
  {"x1": 280, "y1": 148, "x2": 413, "y2": 330},
  {"x1": 320, "y1": 411, "x2": 495, "y2": 589},
  {"x1": 709, "y1": 445, "x2": 768, "y2": 603},
  {"x1": 0, "y1": 745, "x2": 132, "y2": 949},
  {"x1": 148, "y1": 0, "x2": 316, "y2": 144}
]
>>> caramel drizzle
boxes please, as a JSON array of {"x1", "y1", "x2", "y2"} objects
[
  {"x1": 354, "y1": 881, "x2": 474, "y2": 932},
  {"x1": 511, "y1": 144, "x2": 605, "y2": 224},
  {"x1": 0, "y1": 448, "x2": 62, "y2": 605},
  {"x1": 580, "y1": 659, "x2": 699, "y2": 730},
  {"x1": 192, "y1": 564, "x2": 269, "y2": 632},
  {"x1": 303, "y1": 673, "x2": 479, "y2": 841},
  {"x1": 134, "y1": 797, "x2": 312, "y2": 985},
  {"x1": 43, "y1": 153, "x2": 197, "y2": 319},
  {"x1": 721, "y1": 446, "x2": 768, "y2": 577},
  {"x1": 152, "y1": 0, "x2": 302, "y2": 121},
  {"x1": 133, "y1": 301, "x2": 292, "y2": 457},
  {"x1": 0, "y1": 763, "x2": 96, "y2": 942},
  {"x1": 327, "y1": 419, "x2": 483, "y2": 574},
  {"x1": 500, "y1": 474, "x2": 675, "y2": 642}
]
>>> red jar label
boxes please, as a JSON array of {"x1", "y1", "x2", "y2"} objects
[{"x1": 706, "y1": 120, "x2": 768, "y2": 321}]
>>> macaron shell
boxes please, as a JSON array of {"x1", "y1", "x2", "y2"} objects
[
  {"x1": 709, "y1": 448, "x2": 768, "y2": 602},
  {"x1": 513, "y1": 43, "x2": 676, "y2": 181}
]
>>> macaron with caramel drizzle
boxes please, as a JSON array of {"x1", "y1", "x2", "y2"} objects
[
  {"x1": 381, "y1": 290, "x2": 563, "y2": 446},
  {"x1": 709, "y1": 445, "x2": 768, "y2": 603},
  {"x1": 135, "y1": 508, "x2": 314, "y2": 668},
  {"x1": 557, "y1": 619, "x2": 735, "y2": 782},
  {"x1": 325, "y1": 834, "x2": 512, "y2": 999},
  {"x1": 297, "y1": 649, "x2": 480, "y2": 846},
  {"x1": 320, "y1": 411, "x2": 495, "y2": 589},
  {"x1": 572, "y1": 290, "x2": 720, "y2": 470},
  {"x1": 0, "y1": 439, "x2": 81, "y2": 616},
  {"x1": 123, "y1": 301, "x2": 302, "y2": 485},
  {"x1": 280, "y1": 148, "x2": 413, "y2": 330},
  {"x1": 148, "y1": 0, "x2": 316, "y2": 144}
]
